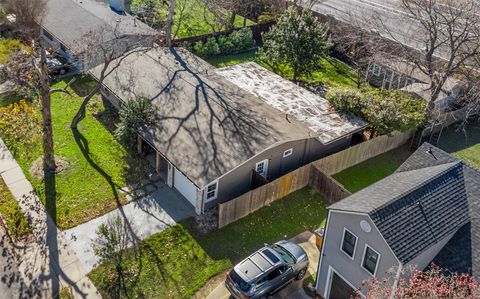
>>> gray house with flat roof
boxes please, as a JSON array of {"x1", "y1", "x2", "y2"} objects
[
  {"x1": 40, "y1": 0, "x2": 156, "y2": 71},
  {"x1": 91, "y1": 47, "x2": 366, "y2": 214},
  {"x1": 315, "y1": 143, "x2": 480, "y2": 299}
]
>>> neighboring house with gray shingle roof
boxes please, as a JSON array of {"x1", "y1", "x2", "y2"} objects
[
  {"x1": 315, "y1": 143, "x2": 480, "y2": 299},
  {"x1": 40, "y1": 0, "x2": 156, "y2": 71}
]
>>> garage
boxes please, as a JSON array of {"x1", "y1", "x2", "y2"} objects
[
  {"x1": 328, "y1": 272, "x2": 357, "y2": 299},
  {"x1": 173, "y1": 167, "x2": 198, "y2": 207}
]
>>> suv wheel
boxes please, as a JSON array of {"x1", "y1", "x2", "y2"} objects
[{"x1": 296, "y1": 268, "x2": 307, "y2": 280}]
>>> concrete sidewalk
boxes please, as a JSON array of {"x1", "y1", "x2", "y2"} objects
[
  {"x1": 0, "y1": 139, "x2": 100, "y2": 299},
  {"x1": 205, "y1": 231, "x2": 320, "y2": 299},
  {"x1": 65, "y1": 183, "x2": 195, "y2": 272}
]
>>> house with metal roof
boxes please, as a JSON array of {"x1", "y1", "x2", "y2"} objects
[
  {"x1": 40, "y1": 0, "x2": 156, "y2": 71},
  {"x1": 315, "y1": 142, "x2": 480, "y2": 299},
  {"x1": 91, "y1": 47, "x2": 366, "y2": 214}
]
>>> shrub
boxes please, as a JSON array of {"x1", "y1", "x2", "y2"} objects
[
  {"x1": 217, "y1": 35, "x2": 235, "y2": 54},
  {"x1": 229, "y1": 28, "x2": 255, "y2": 51},
  {"x1": 191, "y1": 28, "x2": 255, "y2": 57},
  {"x1": 327, "y1": 87, "x2": 426, "y2": 136},
  {"x1": 193, "y1": 37, "x2": 220, "y2": 57},
  {"x1": 0, "y1": 100, "x2": 41, "y2": 160},
  {"x1": 114, "y1": 97, "x2": 155, "y2": 148}
]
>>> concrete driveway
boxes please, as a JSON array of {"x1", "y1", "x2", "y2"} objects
[
  {"x1": 205, "y1": 231, "x2": 319, "y2": 299},
  {"x1": 64, "y1": 181, "x2": 195, "y2": 272}
]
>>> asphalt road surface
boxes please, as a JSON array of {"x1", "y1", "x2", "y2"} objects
[{"x1": 307, "y1": 0, "x2": 428, "y2": 54}]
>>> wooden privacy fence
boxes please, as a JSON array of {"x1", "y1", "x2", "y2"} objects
[
  {"x1": 310, "y1": 165, "x2": 351, "y2": 204},
  {"x1": 313, "y1": 131, "x2": 414, "y2": 175},
  {"x1": 218, "y1": 131, "x2": 413, "y2": 228},
  {"x1": 218, "y1": 164, "x2": 311, "y2": 228}
]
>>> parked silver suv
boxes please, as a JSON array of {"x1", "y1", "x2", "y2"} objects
[{"x1": 225, "y1": 240, "x2": 309, "y2": 299}]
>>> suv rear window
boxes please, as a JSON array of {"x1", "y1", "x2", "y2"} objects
[{"x1": 229, "y1": 270, "x2": 251, "y2": 293}]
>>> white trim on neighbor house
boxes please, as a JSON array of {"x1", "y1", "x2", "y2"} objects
[
  {"x1": 340, "y1": 228, "x2": 358, "y2": 261},
  {"x1": 361, "y1": 243, "x2": 381, "y2": 277},
  {"x1": 283, "y1": 148, "x2": 293, "y2": 158},
  {"x1": 325, "y1": 266, "x2": 365, "y2": 299},
  {"x1": 315, "y1": 210, "x2": 331, "y2": 292},
  {"x1": 204, "y1": 180, "x2": 218, "y2": 202},
  {"x1": 329, "y1": 210, "x2": 369, "y2": 217}
]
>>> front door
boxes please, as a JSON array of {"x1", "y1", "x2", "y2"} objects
[{"x1": 255, "y1": 159, "x2": 269, "y2": 178}]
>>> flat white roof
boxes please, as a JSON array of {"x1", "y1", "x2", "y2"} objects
[{"x1": 216, "y1": 62, "x2": 367, "y2": 144}]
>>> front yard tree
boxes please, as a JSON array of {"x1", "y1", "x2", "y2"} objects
[
  {"x1": 358, "y1": 265, "x2": 480, "y2": 298},
  {"x1": 3, "y1": 0, "x2": 58, "y2": 173},
  {"x1": 260, "y1": 6, "x2": 332, "y2": 82}
]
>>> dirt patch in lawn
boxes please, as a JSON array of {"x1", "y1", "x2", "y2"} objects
[{"x1": 29, "y1": 155, "x2": 69, "y2": 179}]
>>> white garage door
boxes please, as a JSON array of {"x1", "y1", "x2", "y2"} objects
[{"x1": 173, "y1": 168, "x2": 197, "y2": 207}]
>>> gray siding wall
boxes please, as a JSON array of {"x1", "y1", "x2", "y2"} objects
[
  {"x1": 206, "y1": 135, "x2": 351, "y2": 208},
  {"x1": 405, "y1": 231, "x2": 456, "y2": 272},
  {"x1": 316, "y1": 211, "x2": 400, "y2": 298}
]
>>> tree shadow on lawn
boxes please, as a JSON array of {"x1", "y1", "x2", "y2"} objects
[
  {"x1": 436, "y1": 120, "x2": 480, "y2": 154},
  {"x1": 72, "y1": 128, "x2": 186, "y2": 297}
]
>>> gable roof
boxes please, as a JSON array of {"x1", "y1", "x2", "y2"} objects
[
  {"x1": 42, "y1": 0, "x2": 156, "y2": 54},
  {"x1": 91, "y1": 47, "x2": 312, "y2": 188},
  {"x1": 328, "y1": 143, "x2": 480, "y2": 274},
  {"x1": 216, "y1": 62, "x2": 367, "y2": 144}
]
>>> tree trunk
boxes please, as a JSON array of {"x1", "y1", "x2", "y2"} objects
[
  {"x1": 165, "y1": 0, "x2": 176, "y2": 48},
  {"x1": 39, "y1": 44, "x2": 56, "y2": 173}
]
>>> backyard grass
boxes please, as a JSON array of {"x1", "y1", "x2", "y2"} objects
[
  {"x1": 206, "y1": 51, "x2": 360, "y2": 89},
  {"x1": 133, "y1": 0, "x2": 254, "y2": 39},
  {"x1": 333, "y1": 146, "x2": 412, "y2": 193},
  {"x1": 0, "y1": 177, "x2": 32, "y2": 239},
  {"x1": 185, "y1": 186, "x2": 328, "y2": 263},
  {"x1": 89, "y1": 187, "x2": 327, "y2": 298},
  {"x1": 0, "y1": 77, "x2": 131, "y2": 229},
  {"x1": 437, "y1": 120, "x2": 480, "y2": 170}
]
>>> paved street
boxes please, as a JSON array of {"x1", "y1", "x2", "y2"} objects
[
  {"x1": 307, "y1": 0, "x2": 427, "y2": 54},
  {"x1": 206, "y1": 231, "x2": 320, "y2": 299}
]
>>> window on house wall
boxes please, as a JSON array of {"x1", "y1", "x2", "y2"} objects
[
  {"x1": 362, "y1": 245, "x2": 380, "y2": 276},
  {"x1": 283, "y1": 148, "x2": 293, "y2": 158},
  {"x1": 370, "y1": 63, "x2": 381, "y2": 76},
  {"x1": 341, "y1": 228, "x2": 357, "y2": 259},
  {"x1": 205, "y1": 181, "x2": 218, "y2": 201}
]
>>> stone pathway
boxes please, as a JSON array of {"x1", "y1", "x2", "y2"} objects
[
  {"x1": 65, "y1": 182, "x2": 195, "y2": 272},
  {"x1": 0, "y1": 138, "x2": 100, "y2": 299}
]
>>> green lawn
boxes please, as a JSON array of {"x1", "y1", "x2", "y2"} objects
[
  {"x1": 437, "y1": 120, "x2": 480, "y2": 170},
  {"x1": 89, "y1": 187, "x2": 327, "y2": 298},
  {"x1": 333, "y1": 146, "x2": 412, "y2": 193},
  {"x1": 0, "y1": 177, "x2": 32, "y2": 239},
  {"x1": 0, "y1": 77, "x2": 133, "y2": 229},
  {"x1": 206, "y1": 51, "x2": 360, "y2": 89},
  {"x1": 185, "y1": 187, "x2": 327, "y2": 263},
  {"x1": 133, "y1": 0, "x2": 254, "y2": 39}
]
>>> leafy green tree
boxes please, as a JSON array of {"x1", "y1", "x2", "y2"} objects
[
  {"x1": 259, "y1": 6, "x2": 332, "y2": 82},
  {"x1": 327, "y1": 87, "x2": 426, "y2": 137},
  {"x1": 114, "y1": 97, "x2": 155, "y2": 148}
]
